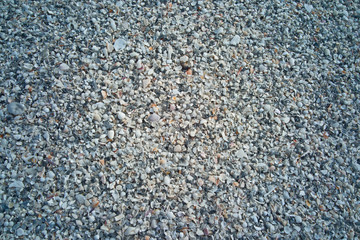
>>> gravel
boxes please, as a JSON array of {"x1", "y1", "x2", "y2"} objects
[{"x1": 0, "y1": 0, "x2": 359, "y2": 239}]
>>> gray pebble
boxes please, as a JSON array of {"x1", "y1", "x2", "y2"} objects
[
  {"x1": 124, "y1": 227, "x2": 138, "y2": 235},
  {"x1": 16, "y1": 228, "x2": 25, "y2": 236},
  {"x1": 294, "y1": 215, "x2": 302, "y2": 223},
  {"x1": 114, "y1": 38, "x2": 127, "y2": 51},
  {"x1": 9, "y1": 181, "x2": 24, "y2": 189},
  {"x1": 230, "y1": 35, "x2": 241, "y2": 45},
  {"x1": 59, "y1": 63, "x2": 70, "y2": 71},
  {"x1": 235, "y1": 149, "x2": 247, "y2": 158},
  {"x1": 7, "y1": 102, "x2": 25, "y2": 115},
  {"x1": 148, "y1": 113, "x2": 160, "y2": 122}
]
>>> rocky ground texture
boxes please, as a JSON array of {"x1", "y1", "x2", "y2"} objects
[{"x1": 0, "y1": 0, "x2": 359, "y2": 239}]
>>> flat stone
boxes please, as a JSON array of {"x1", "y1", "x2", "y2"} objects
[
  {"x1": 124, "y1": 227, "x2": 138, "y2": 235},
  {"x1": 235, "y1": 149, "x2": 247, "y2": 158},
  {"x1": 174, "y1": 145, "x2": 182, "y2": 152},
  {"x1": 164, "y1": 176, "x2": 171, "y2": 185},
  {"x1": 7, "y1": 102, "x2": 25, "y2": 115},
  {"x1": 230, "y1": 35, "x2": 241, "y2": 45},
  {"x1": 9, "y1": 181, "x2": 24, "y2": 189},
  {"x1": 59, "y1": 63, "x2": 70, "y2": 71},
  {"x1": 148, "y1": 113, "x2": 160, "y2": 122}
]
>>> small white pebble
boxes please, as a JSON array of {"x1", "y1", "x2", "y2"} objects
[
  {"x1": 282, "y1": 116, "x2": 290, "y2": 124},
  {"x1": 167, "y1": 211, "x2": 175, "y2": 219},
  {"x1": 164, "y1": 176, "x2": 171, "y2": 185},
  {"x1": 59, "y1": 63, "x2": 70, "y2": 71},
  {"x1": 174, "y1": 145, "x2": 182, "y2": 153},
  {"x1": 230, "y1": 35, "x2": 241, "y2": 45},
  {"x1": 108, "y1": 130, "x2": 115, "y2": 139}
]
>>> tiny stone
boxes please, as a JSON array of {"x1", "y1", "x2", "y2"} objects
[
  {"x1": 124, "y1": 227, "x2": 138, "y2": 235},
  {"x1": 7, "y1": 102, "x2": 25, "y2": 115},
  {"x1": 282, "y1": 116, "x2": 290, "y2": 124},
  {"x1": 148, "y1": 113, "x2": 160, "y2": 122},
  {"x1": 59, "y1": 63, "x2": 70, "y2": 71},
  {"x1": 235, "y1": 149, "x2": 247, "y2": 158},
  {"x1": 167, "y1": 211, "x2": 175, "y2": 219},
  {"x1": 117, "y1": 112, "x2": 126, "y2": 121},
  {"x1": 164, "y1": 176, "x2": 171, "y2": 185},
  {"x1": 256, "y1": 163, "x2": 268, "y2": 172},
  {"x1": 23, "y1": 63, "x2": 33, "y2": 71},
  {"x1": 108, "y1": 130, "x2": 115, "y2": 140},
  {"x1": 180, "y1": 56, "x2": 189, "y2": 62},
  {"x1": 289, "y1": 58, "x2": 295, "y2": 66},
  {"x1": 93, "y1": 112, "x2": 101, "y2": 122},
  {"x1": 230, "y1": 35, "x2": 241, "y2": 45},
  {"x1": 352, "y1": 162, "x2": 360, "y2": 172},
  {"x1": 9, "y1": 181, "x2": 24, "y2": 189},
  {"x1": 214, "y1": 27, "x2": 224, "y2": 35},
  {"x1": 294, "y1": 215, "x2": 302, "y2": 223},
  {"x1": 324, "y1": 49, "x2": 331, "y2": 56},
  {"x1": 47, "y1": 171, "x2": 55, "y2": 179},
  {"x1": 174, "y1": 145, "x2": 182, "y2": 153},
  {"x1": 110, "y1": 19, "x2": 116, "y2": 31},
  {"x1": 274, "y1": 117, "x2": 281, "y2": 124},
  {"x1": 304, "y1": 4, "x2": 313, "y2": 13},
  {"x1": 16, "y1": 228, "x2": 25, "y2": 236},
  {"x1": 114, "y1": 38, "x2": 127, "y2": 51},
  {"x1": 169, "y1": 104, "x2": 176, "y2": 111}
]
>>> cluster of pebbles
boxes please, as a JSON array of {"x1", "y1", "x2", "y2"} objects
[{"x1": 1, "y1": 0, "x2": 359, "y2": 239}]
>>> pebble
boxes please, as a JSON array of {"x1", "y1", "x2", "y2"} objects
[
  {"x1": 16, "y1": 228, "x2": 25, "y2": 236},
  {"x1": 324, "y1": 49, "x2": 331, "y2": 56},
  {"x1": 164, "y1": 176, "x2": 171, "y2": 185},
  {"x1": 147, "y1": 113, "x2": 160, "y2": 122},
  {"x1": 93, "y1": 112, "x2": 101, "y2": 122},
  {"x1": 256, "y1": 163, "x2": 269, "y2": 173},
  {"x1": 235, "y1": 149, "x2": 247, "y2": 159},
  {"x1": 59, "y1": 63, "x2": 70, "y2": 71},
  {"x1": 281, "y1": 116, "x2": 290, "y2": 124},
  {"x1": 9, "y1": 181, "x2": 24, "y2": 189},
  {"x1": 169, "y1": 104, "x2": 176, "y2": 111},
  {"x1": 23, "y1": 63, "x2": 33, "y2": 71},
  {"x1": 7, "y1": 102, "x2": 25, "y2": 115},
  {"x1": 294, "y1": 215, "x2": 302, "y2": 223},
  {"x1": 47, "y1": 171, "x2": 55, "y2": 179},
  {"x1": 304, "y1": 4, "x2": 313, "y2": 13},
  {"x1": 180, "y1": 55, "x2": 189, "y2": 63},
  {"x1": 114, "y1": 38, "x2": 127, "y2": 51},
  {"x1": 167, "y1": 211, "x2": 175, "y2": 220},
  {"x1": 117, "y1": 112, "x2": 126, "y2": 121},
  {"x1": 230, "y1": 35, "x2": 241, "y2": 45},
  {"x1": 174, "y1": 145, "x2": 182, "y2": 153},
  {"x1": 108, "y1": 130, "x2": 115, "y2": 140},
  {"x1": 189, "y1": 129, "x2": 196, "y2": 137},
  {"x1": 124, "y1": 227, "x2": 138, "y2": 235}
]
